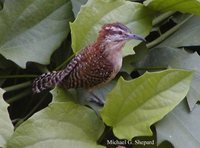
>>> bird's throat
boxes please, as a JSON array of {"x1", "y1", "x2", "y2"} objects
[{"x1": 103, "y1": 40, "x2": 126, "y2": 54}]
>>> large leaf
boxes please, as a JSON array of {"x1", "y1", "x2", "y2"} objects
[
  {"x1": 71, "y1": 0, "x2": 88, "y2": 17},
  {"x1": 0, "y1": 89, "x2": 13, "y2": 147},
  {"x1": 7, "y1": 102, "x2": 105, "y2": 148},
  {"x1": 101, "y1": 69, "x2": 193, "y2": 140},
  {"x1": 121, "y1": 42, "x2": 148, "y2": 74},
  {"x1": 70, "y1": 0, "x2": 154, "y2": 56},
  {"x1": 158, "y1": 16, "x2": 200, "y2": 47},
  {"x1": 156, "y1": 99, "x2": 200, "y2": 147},
  {"x1": 145, "y1": 0, "x2": 200, "y2": 15},
  {"x1": 137, "y1": 47, "x2": 200, "y2": 111},
  {"x1": 0, "y1": 0, "x2": 73, "y2": 68},
  {"x1": 51, "y1": 86, "x2": 75, "y2": 103}
]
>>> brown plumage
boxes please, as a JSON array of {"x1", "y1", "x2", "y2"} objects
[{"x1": 32, "y1": 22, "x2": 145, "y2": 94}]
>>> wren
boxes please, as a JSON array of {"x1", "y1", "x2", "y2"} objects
[{"x1": 32, "y1": 23, "x2": 145, "y2": 103}]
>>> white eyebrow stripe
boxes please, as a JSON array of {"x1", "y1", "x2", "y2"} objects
[
  {"x1": 110, "y1": 26, "x2": 125, "y2": 32},
  {"x1": 105, "y1": 27, "x2": 110, "y2": 30}
]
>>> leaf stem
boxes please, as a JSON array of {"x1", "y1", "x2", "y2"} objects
[
  {"x1": 0, "y1": 74, "x2": 37, "y2": 79},
  {"x1": 6, "y1": 89, "x2": 31, "y2": 104},
  {"x1": 153, "y1": 11, "x2": 175, "y2": 26},
  {"x1": 147, "y1": 14, "x2": 193, "y2": 49},
  {"x1": 3, "y1": 81, "x2": 32, "y2": 92},
  {"x1": 134, "y1": 67, "x2": 167, "y2": 71}
]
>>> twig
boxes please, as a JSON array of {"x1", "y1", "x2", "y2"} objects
[
  {"x1": 134, "y1": 67, "x2": 167, "y2": 71},
  {"x1": 0, "y1": 74, "x2": 37, "y2": 79},
  {"x1": 153, "y1": 11, "x2": 175, "y2": 26},
  {"x1": 6, "y1": 89, "x2": 31, "y2": 104},
  {"x1": 147, "y1": 14, "x2": 193, "y2": 49},
  {"x1": 3, "y1": 81, "x2": 32, "y2": 92}
]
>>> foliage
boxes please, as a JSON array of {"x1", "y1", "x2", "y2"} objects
[
  {"x1": 0, "y1": 89, "x2": 13, "y2": 147},
  {"x1": 0, "y1": 0, "x2": 200, "y2": 147},
  {"x1": 70, "y1": 0, "x2": 154, "y2": 55},
  {"x1": 145, "y1": 0, "x2": 200, "y2": 15},
  {"x1": 156, "y1": 99, "x2": 200, "y2": 147},
  {"x1": 136, "y1": 47, "x2": 200, "y2": 111},
  {"x1": 7, "y1": 102, "x2": 104, "y2": 148},
  {"x1": 0, "y1": 0, "x2": 73, "y2": 68},
  {"x1": 101, "y1": 70, "x2": 193, "y2": 140}
]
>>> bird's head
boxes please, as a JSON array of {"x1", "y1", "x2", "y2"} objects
[{"x1": 97, "y1": 22, "x2": 145, "y2": 44}]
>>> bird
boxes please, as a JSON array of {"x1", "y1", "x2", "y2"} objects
[{"x1": 32, "y1": 22, "x2": 145, "y2": 104}]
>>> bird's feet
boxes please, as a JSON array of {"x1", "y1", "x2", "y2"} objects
[{"x1": 89, "y1": 92, "x2": 105, "y2": 106}]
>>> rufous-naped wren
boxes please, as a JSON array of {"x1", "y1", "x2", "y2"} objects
[{"x1": 32, "y1": 23, "x2": 145, "y2": 94}]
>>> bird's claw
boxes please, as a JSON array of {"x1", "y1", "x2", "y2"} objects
[{"x1": 89, "y1": 93, "x2": 105, "y2": 106}]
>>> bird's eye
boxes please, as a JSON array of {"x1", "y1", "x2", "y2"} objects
[{"x1": 118, "y1": 31, "x2": 123, "y2": 35}]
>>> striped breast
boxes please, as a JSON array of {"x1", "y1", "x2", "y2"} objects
[{"x1": 61, "y1": 45, "x2": 114, "y2": 89}]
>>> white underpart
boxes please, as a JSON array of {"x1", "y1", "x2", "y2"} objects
[{"x1": 105, "y1": 41, "x2": 125, "y2": 79}]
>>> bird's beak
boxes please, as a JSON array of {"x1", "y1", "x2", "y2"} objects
[{"x1": 127, "y1": 33, "x2": 146, "y2": 42}]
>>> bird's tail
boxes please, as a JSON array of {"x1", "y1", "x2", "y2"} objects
[
  {"x1": 32, "y1": 71, "x2": 65, "y2": 93},
  {"x1": 32, "y1": 56, "x2": 79, "y2": 93}
]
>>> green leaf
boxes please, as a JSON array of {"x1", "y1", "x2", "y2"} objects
[
  {"x1": 156, "y1": 99, "x2": 200, "y2": 147},
  {"x1": 145, "y1": 0, "x2": 200, "y2": 15},
  {"x1": 121, "y1": 43, "x2": 148, "y2": 74},
  {"x1": 70, "y1": 0, "x2": 154, "y2": 56},
  {"x1": 7, "y1": 102, "x2": 105, "y2": 148},
  {"x1": 71, "y1": 0, "x2": 88, "y2": 17},
  {"x1": 101, "y1": 69, "x2": 193, "y2": 140},
  {"x1": 0, "y1": 89, "x2": 13, "y2": 147},
  {"x1": 0, "y1": 0, "x2": 73, "y2": 68},
  {"x1": 158, "y1": 16, "x2": 200, "y2": 48},
  {"x1": 137, "y1": 47, "x2": 200, "y2": 111},
  {"x1": 51, "y1": 86, "x2": 75, "y2": 103}
]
